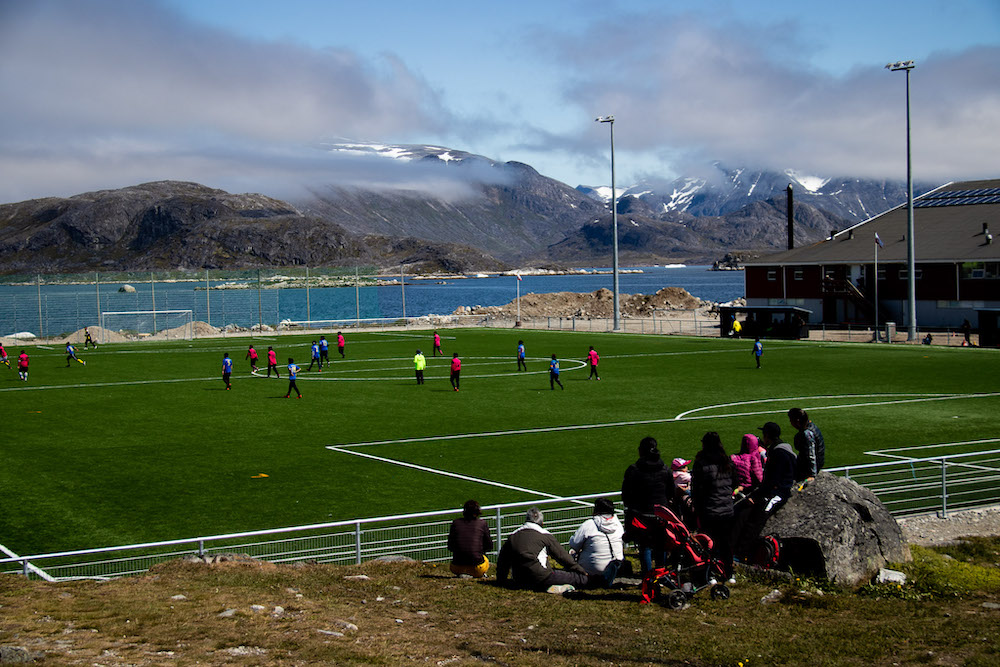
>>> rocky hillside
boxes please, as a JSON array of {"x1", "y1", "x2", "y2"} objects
[
  {"x1": 542, "y1": 196, "x2": 852, "y2": 264},
  {"x1": 297, "y1": 150, "x2": 604, "y2": 263},
  {"x1": 0, "y1": 181, "x2": 506, "y2": 274}
]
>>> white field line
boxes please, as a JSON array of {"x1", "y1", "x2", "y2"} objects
[
  {"x1": 0, "y1": 542, "x2": 55, "y2": 581},
  {"x1": 674, "y1": 392, "x2": 1000, "y2": 421},
  {"x1": 0, "y1": 376, "x2": 220, "y2": 393},
  {"x1": 325, "y1": 446, "x2": 587, "y2": 505},
  {"x1": 866, "y1": 437, "x2": 1000, "y2": 458},
  {"x1": 337, "y1": 392, "x2": 1000, "y2": 449}
]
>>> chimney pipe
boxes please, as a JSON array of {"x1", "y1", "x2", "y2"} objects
[
  {"x1": 786, "y1": 183, "x2": 794, "y2": 250},
  {"x1": 848, "y1": 230, "x2": 854, "y2": 240},
  {"x1": 830, "y1": 229, "x2": 838, "y2": 239},
  {"x1": 984, "y1": 222, "x2": 990, "y2": 235}
]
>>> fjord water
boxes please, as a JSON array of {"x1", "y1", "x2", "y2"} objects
[{"x1": 2, "y1": 265, "x2": 743, "y2": 336}]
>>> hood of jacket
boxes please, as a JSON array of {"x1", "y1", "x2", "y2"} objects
[{"x1": 591, "y1": 513, "x2": 623, "y2": 535}]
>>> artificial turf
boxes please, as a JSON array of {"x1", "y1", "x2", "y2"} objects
[{"x1": 2, "y1": 328, "x2": 998, "y2": 555}]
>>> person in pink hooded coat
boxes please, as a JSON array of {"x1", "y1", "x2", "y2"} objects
[{"x1": 731, "y1": 433, "x2": 764, "y2": 493}]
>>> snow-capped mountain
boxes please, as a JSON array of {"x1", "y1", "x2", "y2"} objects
[{"x1": 579, "y1": 163, "x2": 932, "y2": 224}]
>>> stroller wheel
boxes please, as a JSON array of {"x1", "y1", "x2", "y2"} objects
[
  {"x1": 665, "y1": 589, "x2": 688, "y2": 610},
  {"x1": 710, "y1": 583, "x2": 731, "y2": 601}
]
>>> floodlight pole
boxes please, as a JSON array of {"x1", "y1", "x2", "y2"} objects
[
  {"x1": 886, "y1": 60, "x2": 917, "y2": 341},
  {"x1": 596, "y1": 115, "x2": 621, "y2": 331}
]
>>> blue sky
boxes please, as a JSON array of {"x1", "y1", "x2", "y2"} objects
[{"x1": 1, "y1": 0, "x2": 998, "y2": 202}]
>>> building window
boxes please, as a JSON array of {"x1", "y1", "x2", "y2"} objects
[
  {"x1": 793, "y1": 270, "x2": 804, "y2": 281},
  {"x1": 877, "y1": 269, "x2": 886, "y2": 280},
  {"x1": 767, "y1": 270, "x2": 777, "y2": 281},
  {"x1": 898, "y1": 269, "x2": 923, "y2": 280},
  {"x1": 960, "y1": 262, "x2": 999, "y2": 279}
]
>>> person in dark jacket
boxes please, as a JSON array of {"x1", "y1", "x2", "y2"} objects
[
  {"x1": 621, "y1": 436, "x2": 673, "y2": 574},
  {"x1": 447, "y1": 499, "x2": 494, "y2": 578},
  {"x1": 788, "y1": 407, "x2": 825, "y2": 481},
  {"x1": 496, "y1": 507, "x2": 590, "y2": 591},
  {"x1": 758, "y1": 421, "x2": 796, "y2": 508},
  {"x1": 691, "y1": 431, "x2": 736, "y2": 581}
]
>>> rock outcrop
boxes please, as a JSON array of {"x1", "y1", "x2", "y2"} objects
[{"x1": 761, "y1": 472, "x2": 911, "y2": 587}]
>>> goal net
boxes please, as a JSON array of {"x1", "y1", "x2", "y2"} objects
[{"x1": 100, "y1": 310, "x2": 194, "y2": 343}]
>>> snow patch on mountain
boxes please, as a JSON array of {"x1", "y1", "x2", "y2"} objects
[{"x1": 785, "y1": 170, "x2": 830, "y2": 193}]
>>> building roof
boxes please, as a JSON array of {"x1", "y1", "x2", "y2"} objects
[{"x1": 746, "y1": 178, "x2": 1000, "y2": 266}]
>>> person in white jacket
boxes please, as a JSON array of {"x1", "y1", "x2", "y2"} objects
[{"x1": 568, "y1": 498, "x2": 625, "y2": 587}]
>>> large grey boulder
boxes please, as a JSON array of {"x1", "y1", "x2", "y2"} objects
[{"x1": 761, "y1": 471, "x2": 911, "y2": 586}]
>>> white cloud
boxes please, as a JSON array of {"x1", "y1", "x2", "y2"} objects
[
  {"x1": 0, "y1": 0, "x2": 454, "y2": 201},
  {"x1": 548, "y1": 15, "x2": 1000, "y2": 183}
]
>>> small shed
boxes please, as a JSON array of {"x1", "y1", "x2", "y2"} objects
[{"x1": 719, "y1": 305, "x2": 813, "y2": 340}]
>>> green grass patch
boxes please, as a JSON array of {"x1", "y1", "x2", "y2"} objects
[{"x1": 2, "y1": 329, "x2": 999, "y2": 554}]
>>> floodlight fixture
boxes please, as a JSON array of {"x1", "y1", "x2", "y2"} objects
[{"x1": 886, "y1": 59, "x2": 917, "y2": 340}]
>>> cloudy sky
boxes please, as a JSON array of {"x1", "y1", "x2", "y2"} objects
[{"x1": 1, "y1": 0, "x2": 998, "y2": 203}]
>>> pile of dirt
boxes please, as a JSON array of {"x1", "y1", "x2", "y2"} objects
[
  {"x1": 458, "y1": 287, "x2": 708, "y2": 319},
  {"x1": 63, "y1": 326, "x2": 130, "y2": 344},
  {"x1": 149, "y1": 321, "x2": 219, "y2": 340}
]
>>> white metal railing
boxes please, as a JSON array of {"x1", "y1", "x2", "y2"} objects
[
  {"x1": 4, "y1": 450, "x2": 999, "y2": 581},
  {"x1": 826, "y1": 448, "x2": 1000, "y2": 517},
  {"x1": 0, "y1": 493, "x2": 614, "y2": 581}
]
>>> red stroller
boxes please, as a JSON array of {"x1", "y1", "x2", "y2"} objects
[{"x1": 629, "y1": 504, "x2": 730, "y2": 608}]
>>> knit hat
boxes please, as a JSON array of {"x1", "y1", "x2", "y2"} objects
[{"x1": 671, "y1": 457, "x2": 690, "y2": 471}]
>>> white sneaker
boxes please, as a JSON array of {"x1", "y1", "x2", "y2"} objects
[
  {"x1": 546, "y1": 584, "x2": 576, "y2": 595},
  {"x1": 727, "y1": 578, "x2": 736, "y2": 585}
]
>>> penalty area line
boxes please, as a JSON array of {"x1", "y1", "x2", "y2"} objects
[{"x1": 325, "y1": 446, "x2": 578, "y2": 502}]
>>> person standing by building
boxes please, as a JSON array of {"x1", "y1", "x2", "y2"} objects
[
  {"x1": 414, "y1": 349, "x2": 426, "y2": 385},
  {"x1": 319, "y1": 335, "x2": 329, "y2": 365},
  {"x1": 586, "y1": 345, "x2": 600, "y2": 380},
  {"x1": 266, "y1": 346, "x2": 280, "y2": 378},
  {"x1": 788, "y1": 407, "x2": 825, "y2": 482},
  {"x1": 222, "y1": 352, "x2": 233, "y2": 390},
  {"x1": 285, "y1": 358, "x2": 302, "y2": 398},
  {"x1": 517, "y1": 340, "x2": 527, "y2": 371},
  {"x1": 450, "y1": 353, "x2": 461, "y2": 391},
  {"x1": 433, "y1": 331, "x2": 443, "y2": 356},
  {"x1": 307, "y1": 340, "x2": 322, "y2": 371},
  {"x1": 84, "y1": 328, "x2": 98, "y2": 349},
  {"x1": 752, "y1": 338, "x2": 763, "y2": 369},
  {"x1": 17, "y1": 350, "x2": 29, "y2": 381},
  {"x1": 65, "y1": 341, "x2": 85, "y2": 366},
  {"x1": 337, "y1": 332, "x2": 346, "y2": 358},
  {"x1": 246, "y1": 344, "x2": 259, "y2": 373},
  {"x1": 549, "y1": 354, "x2": 563, "y2": 390},
  {"x1": 447, "y1": 499, "x2": 494, "y2": 578}
]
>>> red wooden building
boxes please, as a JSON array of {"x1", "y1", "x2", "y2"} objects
[{"x1": 745, "y1": 179, "x2": 1000, "y2": 329}]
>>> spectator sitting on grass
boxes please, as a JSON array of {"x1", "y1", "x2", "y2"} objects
[
  {"x1": 497, "y1": 507, "x2": 590, "y2": 592},
  {"x1": 447, "y1": 499, "x2": 494, "y2": 579},
  {"x1": 568, "y1": 498, "x2": 625, "y2": 587}
]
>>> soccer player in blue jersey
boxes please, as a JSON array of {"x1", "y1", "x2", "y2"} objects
[
  {"x1": 285, "y1": 358, "x2": 302, "y2": 398},
  {"x1": 319, "y1": 336, "x2": 330, "y2": 365},
  {"x1": 65, "y1": 341, "x2": 85, "y2": 367},
  {"x1": 549, "y1": 354, "x2": 563, "y2": 390},
  {"x1": 307, "y1": 340, "x2": 322, "y2": 371},
  {"x1": 222, "y1": 352, "x2": 233, "y2": 390},
  {"x1": 517, "y1": 340, "x2": 527, "y2": 371},
  {"x1": 753, "y1": 338, "x2": 763, "y2": 369}
]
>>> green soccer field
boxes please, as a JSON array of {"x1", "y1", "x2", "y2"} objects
[{"x1": 3, "y1": 328, "x2": 999, "y2": 556}]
